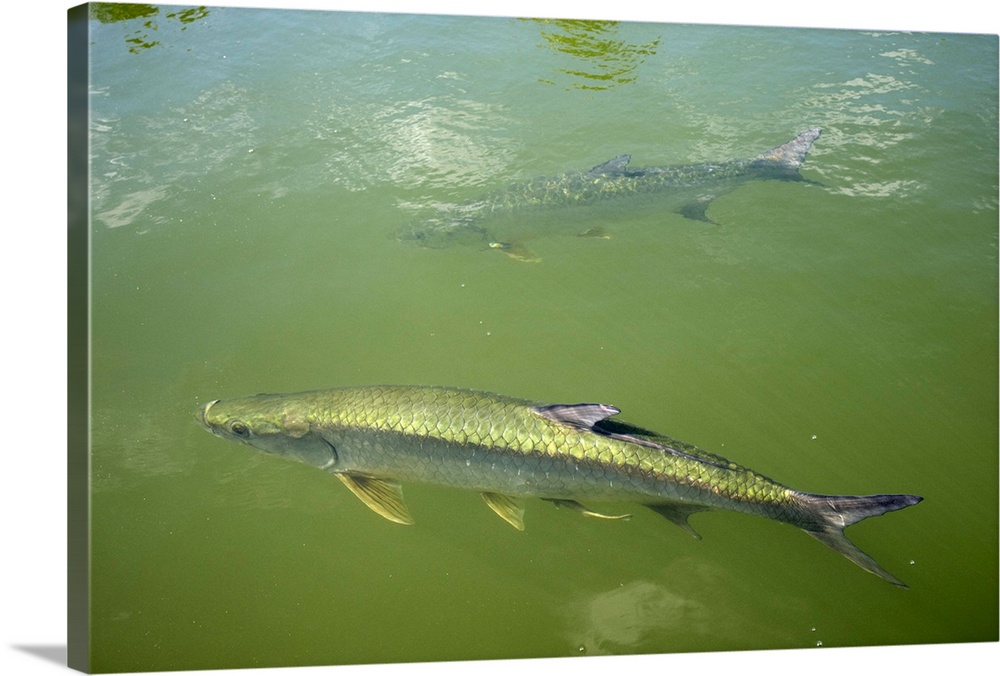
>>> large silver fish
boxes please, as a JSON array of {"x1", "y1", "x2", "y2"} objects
[
  {"x1": 197, "y1": 384, "x2": 921, "y2": 587},
  {"x1": 397, "y1": 128, "x2": 821, "y2": 260}
]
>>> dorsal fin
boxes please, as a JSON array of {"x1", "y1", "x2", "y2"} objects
[
  {"x1": 535, "y1": 402, "x2": 731, "y2": 468},
  {"x1": 533, "y1": 403, "x2": 620, "y2": 428},
  {"x1": 602, "y1": 429, "x2": 732, "y2": 468},
  {"x1": 588, "y1": 154, "x2": 631, "y2": 175}
]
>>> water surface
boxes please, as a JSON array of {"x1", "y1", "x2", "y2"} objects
[{"x1": 85, "y1": 5, "x2": 997, "y2": 672}]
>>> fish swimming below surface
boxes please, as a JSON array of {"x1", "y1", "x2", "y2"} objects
[
  {"x1": 197, "y1": 384, "x2": 922, "y2": 587},
  {"x1": 397, "y1": 128, "x2": 822, "y2": 261}
]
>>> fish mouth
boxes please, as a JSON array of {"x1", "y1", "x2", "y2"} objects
[{"x1": 197, "y1": 400, "x2": 220, "y2": 430}]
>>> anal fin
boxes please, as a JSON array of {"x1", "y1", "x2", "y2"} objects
[
  {"x1": 482, "y1": 492, "x2": 526, "y2": 530},
  {"x1": 647, "y1": 503, "x2": 708, "y2": 539},
  {"x1": 677, "y1": 196, "x2": 716, "y2": 223},
  {"x1": 545, "y1": 498, "x2": 631, "y2": 521},
  {"x1": 336, "y1": 474, "x2": 414, "y2": 525}
]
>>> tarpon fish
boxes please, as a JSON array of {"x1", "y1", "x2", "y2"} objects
[
  {"x1": 197, "y1": 385, "x2": 921, "y2": 586},
  {"x1": 397, "y1": 128, "x2": 822, "y2": 261}
]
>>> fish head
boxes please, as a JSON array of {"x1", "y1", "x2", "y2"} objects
[{"x1": 197, "y1": 395, "x2": 338, "y2": 470}]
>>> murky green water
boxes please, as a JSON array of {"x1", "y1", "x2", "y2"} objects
[{"x1": 84, "y1": 5, "x2": 997, "y2": 673}]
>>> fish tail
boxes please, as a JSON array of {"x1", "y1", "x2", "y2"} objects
[
  {"x1": 754, "y1": 128, "x2": 822, "y2": 173},
  {"x1": 793, "y1": 491, "x2": 922, "y2": 588}
]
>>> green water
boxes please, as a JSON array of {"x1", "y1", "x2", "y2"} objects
[{"x1": 84, "y1": 5, "x2": 997, "y2": 672}]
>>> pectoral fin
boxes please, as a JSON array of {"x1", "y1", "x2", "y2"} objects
[
  {"x1": 481, "y1": 492, "x2": 526, "y2": 530},
  {"x1": 336, "y1": 474, "x2": 414, "y2": 525},
  {"x1": 545, "y1": 498, "x2": 631, "y2": 521}
]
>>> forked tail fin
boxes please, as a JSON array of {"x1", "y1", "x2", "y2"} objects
[
  {"x1": 753, "y1": 127, "x2": 822, "y2": 174},
  {"x1": 794, "y1": 491, "x2": 922, "y2": 588}
]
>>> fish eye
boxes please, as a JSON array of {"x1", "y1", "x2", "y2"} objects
[{"x1": 228, "y1": 420, "x2": 251, "y2": 438}]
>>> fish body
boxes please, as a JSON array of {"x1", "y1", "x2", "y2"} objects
[
  {"x1": 198, "y1": 384, "x2": 920, "y2": 586},
  {"x1": 397, "y1": 128, "x2": 821, "y2": 257}
]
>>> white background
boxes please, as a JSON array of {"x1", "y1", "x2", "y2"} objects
[{"x1": 4, "y1": 1, "x2": 997, "y2": 675}]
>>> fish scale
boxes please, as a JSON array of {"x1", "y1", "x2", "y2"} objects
[
  {"x1": 315, "y1": 386, "x2": 729, "y2": 502},
  {"x1": 395, "y1": 129, "x2": 824, "y2": 260},
  {"x1": 198, "y1": 384, "x2": 921, "y2": 586}
]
